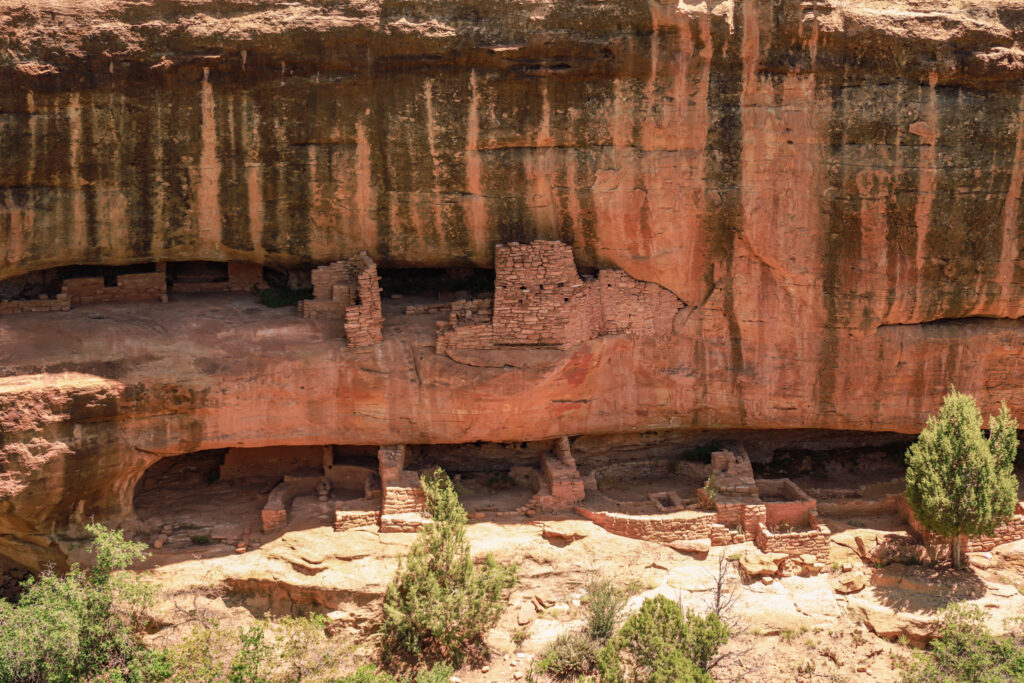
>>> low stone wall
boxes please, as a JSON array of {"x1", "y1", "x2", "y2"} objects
[
  {"x1": 261, "y1": 475, "x2": 322, "y2": 532},
  {"x1": 898, "y1": 495, "x2": 1024, "y2": 553},
  {"x1": 64, "y1": 272, "x2": 167, "y2": 306},
  {"x1": 0, "y1": 292, "x2": 69, "y2": 314},
  {"x1": 334, "y1": 508, "x2": 380, "y2": 532},
  {"x1": 759, "y1": 479, "x2": 817, "y2": 528},
  {"x1": 755, "y1": 521, "x2": 831, "y2": 563},
  {"x1": 575, "y1": 507, "x2": 717, "y2": 544}
]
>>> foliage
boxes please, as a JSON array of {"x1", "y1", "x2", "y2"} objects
[
  {"x1": 228, "y1": 624, "x2": 269, "y2": 683},
  {"x1": 904, "y1": 388, "x2": 1019, "y2": 568},
  {"x1": 160, "y1": 614, "x2": 342, "y2": 683},
  {"x1": 272, "y1": 614, "x2": 335, "y2": 681},
  {"x1": 536, "y1": 631, "x2": 601, "y2": 679},
  {"x1": 335, "y1": 665, "x2": 399, "y2": 683},
  {"x1": 0, "y1": 523, "x2": 156, "y2": 683},
  {"x1": 901, "y1": 603, "x2": 1024, "y2": 682},
  {"x1": 413, "y1": 662, "x2": 455, "y2": 683},
  {"x1": 379, "y1": 469, "x2": 517, "y2": 667},
  {"x1": 596, "y1": 595, "x2": 727, "y2": 683},
  {"x1": 584, "y1": 576, "x2": 631, "y2": 641}
]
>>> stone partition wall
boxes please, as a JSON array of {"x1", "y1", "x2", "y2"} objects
[
  {"x1": 63, "y1": 272, "x2": 167, "y2": 306},
  {"x1": 755, "y1": 519, "x2": 831, "y2": 563},
  {"x1": 299, "y1": 252, "x2": 383, "y2": 347},
  {"x1": 261, "y1": 475, "x2": 322, "y2": 533},
  {"x1": 343, "y1": 253, "x2": 385, "y2": 347},
  {"x1": 528, "y1": 436, "x2": 585, "y2": 511},
  {"x1": 758, "y1": 478, "x2": 818, "y2": 528},
  {"x1": 378, "y1": 445, "x2": 427, "y2": 532}
]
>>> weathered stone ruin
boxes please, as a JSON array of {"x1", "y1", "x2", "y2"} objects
[
  {"x1": 575, "y1": 447, "x2": 830, "y2": 564},
  {"x1": 436, "y1": 241, "x2": 683, "y2": 354},
  {"x1": 376, "y1": 445, "x2": 428, "y2": 533},
  {"x1": 298, "y1": 252, "x2": 384, "y2": 347}
]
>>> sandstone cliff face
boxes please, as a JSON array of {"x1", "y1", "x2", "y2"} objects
[{"x1": 5, "y1": 0, "x2": 1024, "y2": 567}]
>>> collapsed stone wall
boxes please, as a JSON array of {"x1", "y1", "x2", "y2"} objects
[
  {"x1": 299, "y1": 252, "x2": 384, "y2": 347},
  {"x1": 437, "y1": 241, "x2": 684, "y2": 354}
]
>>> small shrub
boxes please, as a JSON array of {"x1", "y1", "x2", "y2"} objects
[
  {"x1": 901, "y1": 603, "x2": 1024, "y2": 682},
  {"x1": 414, "y1": 662, "x2": 455, "y2": 683},
  {"x1": 336, "y1": 664, "x2": 399, "y2": 683},
  {"x1": 511, "y1": 626, "x2": 528, "y2": 648},
  {"x1": 0, "y1": 523, "x2": 154, "y2": 682},
  {"x1": 536, "y1": 630, "x2": 600, "y2": 679},
  {"x1": 596, "y1": 595, "x2": 726, "y2": 683},
  {"x1": 379, "y1": 469, "x2": 517, "y2": 666},
  {"x1": 228, "y1": 623, "x2": 269, "y2": 683},
  {"x1": 584, "y1": 575, "x2": 631, "y2": 641}
]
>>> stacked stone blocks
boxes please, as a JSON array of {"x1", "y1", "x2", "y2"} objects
[
  {"x1": 299, "y1": 252, "x2": 384, "y2": 347},
  {"x1": 63, "y1": 272, "x2": 167, "y2": 306}
]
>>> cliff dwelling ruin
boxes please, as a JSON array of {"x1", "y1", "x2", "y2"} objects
[{"x1": 10, "y1": 0, "x2": 1024, "y2": 677}]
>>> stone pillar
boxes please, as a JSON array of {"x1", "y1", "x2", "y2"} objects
[{"x1": 378, "y1": 445, "x2": 427, "y2": 532}]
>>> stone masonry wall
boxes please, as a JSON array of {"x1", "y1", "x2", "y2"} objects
[
  {"x1": 596, "y1": 269, "x2": 680, "y2": 337},
  {"x1": 299, "y1": 252, "x2": 383, "y2": 347},
  {"x1": 898, "y1": 495, "x2": 1024, "y2": 553},
  {"x1": 63, "y1": 272, "x2": 167, "y2": 306},
  {"x1": 343, "y1": 252, "x2": 384, "y2": 347},
  {"x1": 575, "y1": 507, "x2": 717, "y2": 544},
  {"x1": 0, "y1": 292, "x2": 69, "y2": 315},
  {"x1": 492, "y1": 241, "x2": 599, "y2": 348},
  {"x1": 437, "y1": 241, "x2": 684, "y2": 355},
  {"x1": 378, "y1": 445, "x2": 426, "y2": 532},
  {"x1": 755, "y1": 521, "x2": 831, "y2": 564}
]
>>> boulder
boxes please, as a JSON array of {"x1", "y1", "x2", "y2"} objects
[
  {"x1": 739, "y1": 551, "x2": 786, "y2": 577},
  {"x1": 833, "y1": 571, "x2": 867, "y2": 594},
  {"x1": 517, "y1": 600, "x2": 537, "y2": 626},
  {"x1": 669, "y1": 538, "x2": 711, "y2": 557},
  {"x1": 540, "y1": 521, "x2": 590, "y2": 545}
]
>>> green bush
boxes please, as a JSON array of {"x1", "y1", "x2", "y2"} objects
[
  {"x1": 0, "y1": 523, "x2": 156, "y2": 683},
  {"x1": 413, "y1": 662, "x2": 455, "y2": 683},
  {"x1": 901, "y1": 603, "x2": 1024, "y2": 682},
  {"x1": 904, "y1": 388, "x2": 1019, "y2": 568},
  {"x1": 536, "y1": 630, "x2": 600, "y2": 679},
  {"x1": 336, "y1": 664, "x2": 399, "y2": 683},
  {"x1": 596, "y1": 595, "x2": 727, "y2": 683},
  {"x1": 584, "y1": 576, "x2": 631, "y2": 641},
  {"x1": 379, "y1": 469, "x2": 517, "y2": 667}
]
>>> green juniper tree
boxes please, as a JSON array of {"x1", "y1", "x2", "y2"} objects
[
  {"x1": 379, "y1": 469, "x2": 517, "y2": 667},
  {"x1": 904, "y1": 387, "x2": 1019, "y2": 569}
]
